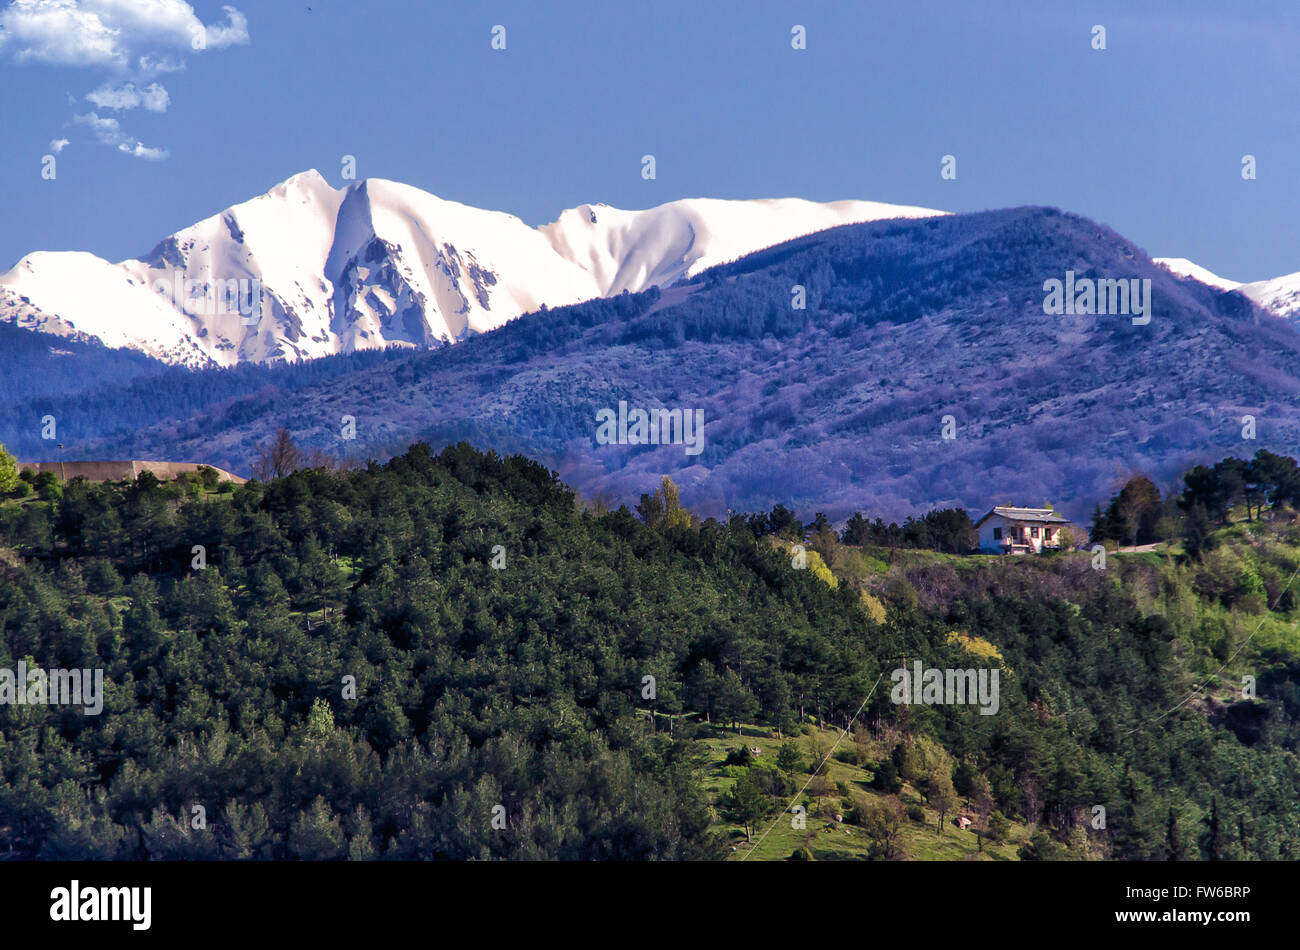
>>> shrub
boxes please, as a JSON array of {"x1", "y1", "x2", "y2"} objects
[
  {"x1": 775, "y1": 740, "x2": 804, "y2": 773},
  {"x1": 197, "y1": 465, "x2": 221, "y2": 491},
  {"x1": 723, "y1": 746, "x2": 753, "y2": 767},
  {"x1": 0, "y1": 443, "x2": 18, "y2": 494},
  {"x1": 871, "y1": 758, "x2": 902, "y2": 793},
  {"x1": 174, "y1": 472, "x2": 204, "y2": 497},
  {"x1": 1018, "y1": 830, "x2": 1068, "y2": 861},
  {"x1": 34, "y1": 471, "x2": 61, "y2": 501},
  {"x1": 987, "y1": 812, "x2": 1011, "y2": 844}
]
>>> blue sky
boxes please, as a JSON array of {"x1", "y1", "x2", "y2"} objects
[{"x1": 1, "y1": 0, "x2": 1296, "y2": 280}]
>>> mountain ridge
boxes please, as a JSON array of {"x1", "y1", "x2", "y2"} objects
[
  {"x1": 31, "y1": 204, "x2": 1297, "y2": 523},
  {"x1": 1156, "y1": 256, "x2": 1300, "y2": 319},
  {"x1": 6, "y1": 171, "x2": 1292, "y2": 371},
  {"x1": 0, "y1": 170, "x2": 943, "y2": 368}
]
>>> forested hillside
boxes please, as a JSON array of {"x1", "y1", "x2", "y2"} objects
[
  {"x1": 0, "y1": 442, "x2": 1297, "y2": 859},
  {"x1": 0, "y1": 321, "x2": 169, "y2": 407},
  {"x1": 26, "y1": 206, "x2": 1299, "y2": 522},
  {"x1": 0, "y1": 332, "x2": 411, "y2": 462}
]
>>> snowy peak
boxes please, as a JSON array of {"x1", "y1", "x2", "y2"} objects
[
  {"x1": 4, "y1": 172, "x2": 1293, "y2": 370},
  {"x1": 0, "y1": 174, "x2": 940, "y2": 367},
  {"x1": 0, "y1": 170, "x2": 352, "y2": 367},
  {"x1": 540, "y1": 196, "x2": 945, "y2": 295},
  {"x1": 140, "y1": 166, "x2": 347, "y2": 364},
  {"x1": 1156, "y1": 257, "x2": 1300, "y2": 320},
  {"x1": 1155, "y1": 258, "x2": 1242, "y2": 291},
  {"x1": 0, "y1": 250, "x2": 219, "y2": 365},
  {"x1": 1240, "y1": 272, "x2": 1300, "y2": 320},
  {"x1": 326, "y1": 178, "x2": 599, "y2": 349}
]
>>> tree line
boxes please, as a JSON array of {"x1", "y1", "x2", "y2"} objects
[
  {"x1": 0, "y1": 437, "x2": 1297, "y2": 859},
  {"x1": 1090, "y1": 449, "x2": 1300, "y2": 557}
]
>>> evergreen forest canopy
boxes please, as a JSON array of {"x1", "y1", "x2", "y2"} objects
[{"x1": 0, "y1": 441, "x2": 1298, "y2": 859}]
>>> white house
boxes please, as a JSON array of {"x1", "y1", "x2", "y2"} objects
[{"x1": 975, "y1": 505, "x2": 1071, "y2": 554}]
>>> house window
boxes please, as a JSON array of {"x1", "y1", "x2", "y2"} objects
[
  {"x1": 1031, "y1": 527, "x2": 1039, "y2": 539},
  {"x1": 993, "y1": 527, "x2": 1002, "y2": 540}
]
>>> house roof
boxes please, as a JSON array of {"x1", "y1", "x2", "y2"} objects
[{"x1": 975, "y1": 506, "x2": 1071, "y2": 527}]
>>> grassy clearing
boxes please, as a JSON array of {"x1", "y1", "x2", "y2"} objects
[{"x1": 696, "y1": 721, "x2": 1029, "y2": 861}]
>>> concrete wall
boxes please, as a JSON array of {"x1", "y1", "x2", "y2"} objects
[{"x1": 19, "y1": 460, "x2": 246, "y2": 484}]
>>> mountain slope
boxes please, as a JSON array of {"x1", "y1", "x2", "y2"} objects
[
  {"x1": 0, "y1": 320, "x2": 171, "y2": 405},
  {"x1": 48, "y1": 205, "x2": 1300, "y2": 522},
  {"x1": 1157, "y1": 257, "x2": 1300, "y2": 320},
  {"x1": 539, "y1": 196, "x2": 943, "y2": 294},
  {"x1": 0, "y1": 172, "x2": 941, "y2": 368},
  {"x1": 1239, "y1": 271, "x2": 1300, "y2": 321}
]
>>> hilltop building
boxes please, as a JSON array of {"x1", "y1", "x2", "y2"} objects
[{"x1": 975, "y1": 505, "x2": 1070, "y2": 554}]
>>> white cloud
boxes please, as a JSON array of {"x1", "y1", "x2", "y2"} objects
[
  {"x1": 135, "y1": 52, "x2": 185, "y2": 76},
  {"x1": 86, "y1": 79, "x2": 169, "y2": 111},
  {"x1": 48, "y1": 136, "x2": 69, "y2": 152},
  {"x1": 2, "y1": 2, "x2": 247, "y2": 159},
  {"x1": 0, "y1": 1, "x2": 249, "y2": 68},
  {"x1": 72, "y1": 110, "x2": 168, "y2": 160},
  {"x1": 72, "y1": 110, "x2": 119, "y2": 136},
  {"x1": 117, "y1": 140, "x2": 167, "y2": 160},
  {"x1": 0, "y1": 1, "x2": 119, "y2": 67}
]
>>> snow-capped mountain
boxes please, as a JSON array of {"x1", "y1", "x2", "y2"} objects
[
  {"x1": 538, "y1": 196, "x2": 944, "y2": 295},
  {"x1": 0, "y1": 171, "x2": 943, "y2": 368},
  {"x1": 1156, "y1": 257, "x2": 1300, "y2": 320}
]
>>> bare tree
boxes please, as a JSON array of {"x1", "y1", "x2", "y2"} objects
[
  {"x1": 852, "y1": 722, "x2": 872, "y2": 766},
  {"x1": 302, "y1": 447, "x2": 342, "y2": 472},
  {"x1": 862, "y1": 796, "x2": 906, "y2": 860},
  {"x1": 252, "y1": 428, "x2": 303, "y2": 480}
]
